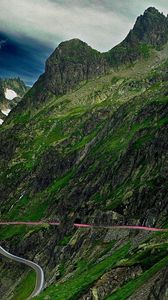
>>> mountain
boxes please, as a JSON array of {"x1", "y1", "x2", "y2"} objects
[
  {"x1": 16, "y1": 7, "x2": 168, "y2": 109},
  {"x1": 0, "y1": 77, "x2": 28, "y2": 124},
  {"x1": 44, "y1": 38, "x2": 107, "y2": 95},
  {"x1": 0, "y1": 7, "x2": 168, "y2": 300},
  {"x1": 107, "y1": 7, "x2": 168, "y2": 66}
]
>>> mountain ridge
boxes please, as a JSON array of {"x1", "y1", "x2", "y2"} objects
[{"x1": 15, "y1": 6, "x2": 168, "y2": 110}]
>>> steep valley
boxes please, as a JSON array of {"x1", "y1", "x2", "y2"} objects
[{"x1": 0, "y1": 7, "x2": 168, "y2": 300}]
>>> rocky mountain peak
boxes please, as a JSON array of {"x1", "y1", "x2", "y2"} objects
[
  {"x1": 52, "y1": 38, "x2": 88, "y2": 54},
  {"x1": 144, "y1": 6, "x2": 162, "y2": 14},
  {"x1": 22, "y1": 7, "x2": 168, "y2": 105},
  {"x1": 129, "y1": 6, "x2": 168, "y2": 47},
  {"x1": 44, "y1": 38, "x2": 107, "y2": 95},
  {"x1": 46, "y1": 38, "x2": 103, "y2": 66},
  {"x1": 107, "y1": 7, "x2": 168, "y2": 67}
]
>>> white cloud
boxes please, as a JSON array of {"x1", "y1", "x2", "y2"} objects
[
  {"x1": 0, "y1": 0, "x2": 167, "y2": 52},
  {"x1": 0, "y1": 0, "x2": 133, "y2": 51}
]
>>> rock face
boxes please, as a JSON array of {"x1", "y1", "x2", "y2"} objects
[
  {"x1": 148, "y1": 267, "x2": 168, "y2": 300},
  {"x1": 16, "y1": 8, "x2": 168, "y2": 108},
  {"x1": 129, "y1": 7, "x2": 168, "y2": 47},
  {"x1": 80, "y1": 266, "x2": 142, "y2": 300},
  {"x1": 44, "y1": 38, "x2": 107, "y2": 95},
  {"x1": 107, "y1": 7, "x2": 168, "y2": 66}
]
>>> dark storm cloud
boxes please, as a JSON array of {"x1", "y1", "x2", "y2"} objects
[{"x1": 0, "y1": 32, "x2": 52, "y2": 85}]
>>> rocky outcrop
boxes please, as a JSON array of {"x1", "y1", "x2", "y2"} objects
[
  {"x1": 33, "y1": 148, "x2": 77, "y2": 192},
  {"x1": 148, "y1": 267, "x2": 168, "y2": 299},
  {"x1": 128, "y1": 267, "x2": 168, "y2": 300},
  {"x1": 44, "y1": 39, "x2": 107, "y2": 95},
  {"x1": 130, "y1": 7, "x2": 168, "y2": 48},
  {"x1": 13, "y1": 8, "x2": 168, "y2": 109},
  {"x1": 79, "y1": 266, "x2": 142, "y2": 300},
  {"x1": 107, "y1": 7, "x2": 168, "y2": 66}
]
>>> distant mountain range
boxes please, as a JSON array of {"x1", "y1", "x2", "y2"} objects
[{"x1": 0, "y1": 77, "x2": 28, "y2": 124}]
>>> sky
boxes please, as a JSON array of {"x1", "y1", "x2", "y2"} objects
[{"x1": 0, "y1": 0, "x2": 167, "y2": 85}]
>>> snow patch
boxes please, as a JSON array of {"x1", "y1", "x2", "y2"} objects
[
  {"x1": 1, "y1": 108, "x2": 11, "y2": 116},
  {"x1": 0, "y1": 119, "x2": 4, "y2": 125},
  {"x1": 5, "y1": 88, "x2": 17, "y2": 100}
]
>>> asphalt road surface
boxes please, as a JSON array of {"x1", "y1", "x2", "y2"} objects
[
  {"x1": 0, "y1": 222, "x2": 167, "y2": 299},
  {"x1": 0, "y1": 246, "x2": 44, "y2": 298}
]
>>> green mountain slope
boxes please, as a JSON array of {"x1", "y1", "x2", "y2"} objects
[{"x1": 0, "y1": 7, "x2": 168, "y2": 300}]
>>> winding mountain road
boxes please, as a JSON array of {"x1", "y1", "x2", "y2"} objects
[
  {"x1": 0, "y1": 221, "x2": 167, "y2": 299},
  {"x1": 0, "y1": 246, "x2": 44, "y2": 299}
]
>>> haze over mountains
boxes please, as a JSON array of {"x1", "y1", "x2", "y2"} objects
[{"x1": 0, "y1": 5, "x2": 168, "y2": 300}]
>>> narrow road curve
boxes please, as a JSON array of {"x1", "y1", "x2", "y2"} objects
[
  {"x1": 0, "y1": 246, "x2": 44, "y2": 299},
  {"x1": 0, "y1": 222, "x2": 167, "y2": 299}
]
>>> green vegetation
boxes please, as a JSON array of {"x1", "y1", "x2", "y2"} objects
[
  {"x1": 0, "y1": 171, "x2": 74, "y2": 241},
  {"x1": 0, "y1": 28, "x2": 168, "y2": 300},
  {"x1": 0, "y1": 225, "x2": 28, "y2": 241},
  {"x1": 11, "y1": 271, "x2": 36, "y2": 300},
  {"x1": 0, "y1": 224, "x2": 47, "y2": 242},
  {"x1": 138, "y1": 43, "x2": 151, "y2": 59},
  {"x1": 58, "y1": 235, "x2": 73, "y2": 246},
  {"x1": 1, "y1": 64, "x2": 168, "y2": 241},
  {"x1": 35, "y1": 244, "x2": 130, "y2": 300},
  {"x1": 106, "y1": 255, "x2": 168, "y2": 300}
]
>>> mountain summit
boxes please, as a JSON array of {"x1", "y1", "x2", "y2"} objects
[
  {"x1": 107, "y1": 7, "x2": 168, "y2": 66},
  {"x1": 45, "y1": 38, "x2": 107, "y2": 95},
  {"x1": 24, "y1": 7, "x2": 168, "y2": 101},
  {"x1": 127, "y1": 7, "x2": 168, "y2": 47}
]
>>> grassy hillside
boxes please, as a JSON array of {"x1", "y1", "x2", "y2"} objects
[{"x1": 0, "y1": 19, "x2": 168, "y2": 300}]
